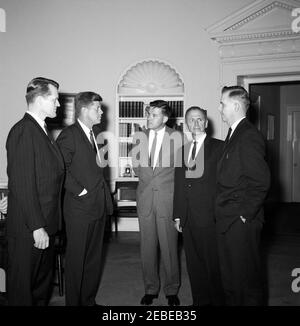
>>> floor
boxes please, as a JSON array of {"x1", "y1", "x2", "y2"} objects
[{"x1": 49, "y1": 203, "x2": 300, "y2": 306}]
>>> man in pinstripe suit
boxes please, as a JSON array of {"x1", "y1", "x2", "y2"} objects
[{"x1": 6, "y1": 77, "x2": 64, "y2": 305}]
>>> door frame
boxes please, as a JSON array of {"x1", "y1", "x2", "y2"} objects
[{"x1": 287, "y1": 106, "x2": 300, "y2": 202}]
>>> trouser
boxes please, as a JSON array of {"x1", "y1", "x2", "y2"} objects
[
  {"x1": 183, "y1": 218, "x2": 224, "y2": 305},
  {"x1": 138, "y1": 206, "x2": 180, "y2": 296},
  {"x1": 217, "y1": 218, "x2": 263, "y2": 306},
  {"x1": 65, "y1": 217, "x2": 106, "y2": 306},
  {"x1": 7, "y1": 235, "x2": 55, "y2": 306}
]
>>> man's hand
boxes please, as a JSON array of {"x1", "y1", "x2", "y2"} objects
[
  {"x1": 33, "y1": 228, "x2": 49, "y2": 249},
  {"x1": 174, "y1": 219, "x2": 182, "y2": 233},
  {"x1": 0, "y1": 196, "x2": 8, "y2": 214}
]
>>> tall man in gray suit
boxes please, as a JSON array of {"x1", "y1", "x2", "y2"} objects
[{"x1": 133, "y1": 100, "x2": 182, "y2": 306}]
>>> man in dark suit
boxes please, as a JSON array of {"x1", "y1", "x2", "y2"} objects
[
  {"x1": 173, "y1": 106, "x2": 224, "y2": 306},
  {"x1": 6, "y1": 77, "x2": 64, "y2": 305},
  {"x1": 56, "y1": 91, "x2": 113, "y2": 306},
  {"x1": 215, "y1": 86, "x2": 271, "y2": 306},
  {"x1": 132, "y1": 100, "x2": 182, "y2": 306}
]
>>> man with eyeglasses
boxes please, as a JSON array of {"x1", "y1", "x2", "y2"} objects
[{"x1": 57, "y1": 92, "x2": 113, "y2": 306}]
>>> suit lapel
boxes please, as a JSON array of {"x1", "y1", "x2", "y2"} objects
[
  {"x1": 218, "y1": 118, "x2": 248, "y2": 170},
  {"x1": 24, "y1": 113, "x2": 64, "y2": 169},
  {"x1": 184, "y1": 142, "x2": 190, "y2": 168},
  {"x1": 74, "y1": 120, "x2": 96, "y2": 154},
  {"x1": 203, "y1": 136, "x2": 211, "y2": 163},
  {"x1": 225, "y1": 118, "x2": 247, "y2": 148}
]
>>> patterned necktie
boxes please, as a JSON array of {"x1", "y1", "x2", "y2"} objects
[
  {"x1": 224, "y1": 127, "x2": 232, "y2": 146},
  {"x1": 149, "y1": 132, "x2": 157, "y2": 168},
  {"x1": 89, "y1": 129, "x2": 97, "y2": 152}
]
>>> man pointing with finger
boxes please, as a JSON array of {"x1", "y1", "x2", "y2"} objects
[{"x1": 6, "y1": 77, "x2": 64, "y2": 305}]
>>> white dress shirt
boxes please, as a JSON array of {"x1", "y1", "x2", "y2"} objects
[
  {"x1": 77, "y1": 118, "x2": 101, "y2": 196},
  {"x1": 230, "y1": 117, "x2": 246, "y2": 139},
  {"x1": 148, "y1": 126, "x2": 166, "y2": 169},
  {"x1": 77, "y1": 118, "x2": 93, "y2": 143},
  {"x1": 77, "y1": 118, "x2": 101, "y2": 159},
  {"x1": 187, "y1": 133, "x2": 206, "y2": 162},
  {"x1": 26, "y1": 111, "x2": 47, "y2": 135}
]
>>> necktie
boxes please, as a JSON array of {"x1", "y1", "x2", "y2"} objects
[
  {"x1": 44, "y1": 123, "x2": 53, "y2": 142},
  {"x1": 89, "y1": 129, "x2": 97, "y2": 152},
  {"x1": 191, "y1": 141, "x2": 197, "y2": 161},
  {"x1": 224, "y1": 127, "x2": 232, "y2": 146},
  {"x1": 149, "y1": 132, "x2": 157, "y2": 168}
]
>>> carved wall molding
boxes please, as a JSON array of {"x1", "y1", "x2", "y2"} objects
[
  {"x1": 226, "y1": 1, "x2": 294, "y2": 33},
  {"x1": 215, "y1": 30, "x2": 299, "y2": 44},
  {"x1": 219, "y1": 38, "x2": 300, "y2": 59},
  {"x1": 207, "y1": 0, "x2": 300, "y2": 45},
  {"x1": 118, "y1": 60, "x2": 184, "y2": 95}
]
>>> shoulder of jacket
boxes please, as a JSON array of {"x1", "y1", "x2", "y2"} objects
[
  {"x1": 8, "y1": 117, "x2": 31, "y2": 138},
  {"x1": 210, "y1": 137, "x2": 223, "y2": 144}
]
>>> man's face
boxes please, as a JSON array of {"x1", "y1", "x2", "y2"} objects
[
  {"x1": 40, "y1": 84, "x2": 60, "y2": 118},
  {"x1": 218, "y1": 91, "x2": 235, "y2": 126},
  {"x1": 86, "y1": 101, "x2": 103, "y2": 126},
  {"x1": 146, "y1": 106, "x2": 168, "y2": 131},
  {"x1": 186, "y1": 109, "x2": 207, "y2": 136}
]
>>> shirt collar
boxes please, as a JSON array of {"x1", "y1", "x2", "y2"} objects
[
  {"x1": 150, "y1": 126, "x2": 166, "y2": 136},
  {"x1": 230, "y1": 117, "x2": 246, "y2": 136},
  {"x1": 77, "y1": 118, "x2": 92, "y2": 138},
  {"x1": 26, "y1": 110, "x2": 46, "y2": 131},
  {"x1": 192, "y1": 132, "x2": 206, "y2": 145}
]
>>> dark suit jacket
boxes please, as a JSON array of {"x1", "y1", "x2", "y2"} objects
[
  {"x1": 6, "y1": 113, "x2": 65, "y2": 238},
  {"x1": 132, "y1": 126, "x2": 182, "y2": 218},
  {"x1": 173, "y1": 136, "x2": 223, "y2": 228},
  {"x1": 215, "y1": 118, "x2": 271, "y2": 233},
  {"x1": 56, "y1": 120, "x2": 113, "y2": 222}
]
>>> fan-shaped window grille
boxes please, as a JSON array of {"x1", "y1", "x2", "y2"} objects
[{"x1": 118, "y1": 60, "x2": 184, "y2": 95}]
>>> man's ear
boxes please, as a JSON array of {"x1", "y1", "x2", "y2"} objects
[
  {"x1": 234, "y1": 101, "x2": 240, "y2": 112},
  {"x1": 205, "y1": 119, "x2": 208, "y2": 129},
  {"x1": 35, "y1": 95, "x2": 43, "y2": 106},
  {"x1": 81, "y1": 106, "x2": 88, "y2": 115},
  {"x1": 163, "y1": 116, "x2": 168, "y2": 124}
]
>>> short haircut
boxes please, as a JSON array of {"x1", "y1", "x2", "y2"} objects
[
  {"x1": 222, "y1": 86, "x2": 250, "y2": 111},
  {"x1": 148, "y1": 100, "x2": 171, "y2": 118},
  {"x1": 74, "y1": 91, "x2": 103, "y2": 118},
  {"x1": 26, "y1": 77, "x2": 59, "y2": 105},
  {"x1": 185, "y1": 106, "x2": 207, "y2": 120}
]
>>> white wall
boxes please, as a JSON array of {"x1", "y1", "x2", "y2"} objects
[{"x1": 0, "y1": 0, "x2": 255, "y2": 183}]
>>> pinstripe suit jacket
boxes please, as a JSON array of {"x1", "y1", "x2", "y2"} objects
[{"x1": 6, "y1": 113, "x2": 65, "y2": 238}]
